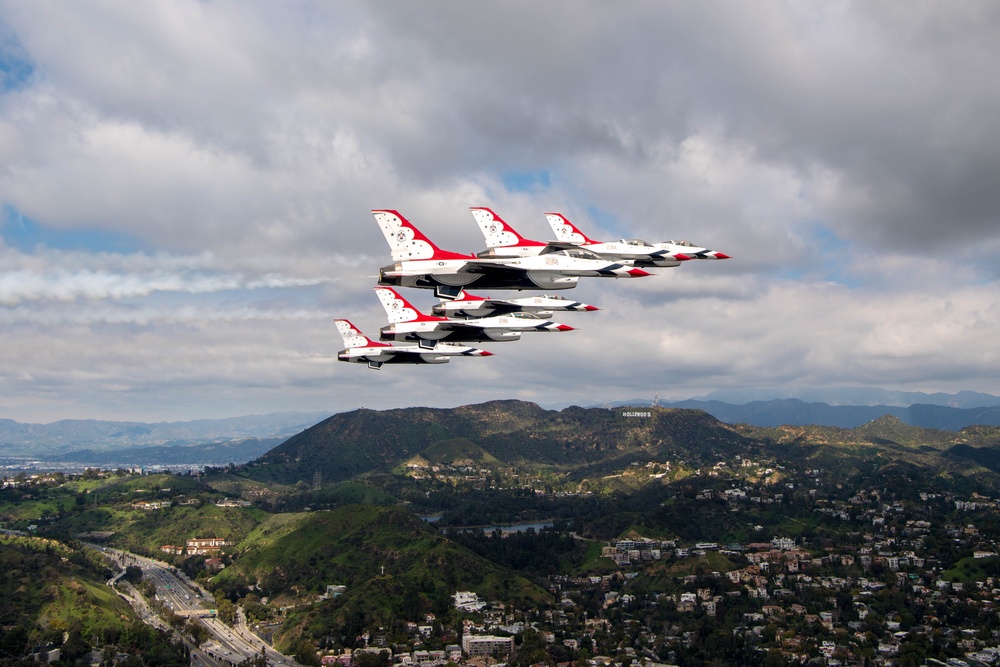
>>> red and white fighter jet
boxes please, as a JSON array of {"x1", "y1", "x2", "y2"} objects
[
  {"x1": 545, "y1": 212, "x2": 731, "y2": 261},
  {"x1": 431, "y1": 290, "x2": 599, "y2": 319},
  {"x1": 335, "y1": 318, "x2": 492, "y2": 370},
  {"x1": 470, "y1": 207, "x2": 684, "y2": 268},
  {"x1": 375, "y1": 287, "x2": 573, "y2": 347},
  {"x1": 373, "y1": 210, "x2": 651, "y2": 300}
]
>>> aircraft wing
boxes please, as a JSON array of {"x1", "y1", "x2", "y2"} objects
[
  {"x1": 430, "y1": 320, "x2": 489, "y2": 333},
  {"x1": 459, "y1": 260, "x2": 531, "y2": 276}
]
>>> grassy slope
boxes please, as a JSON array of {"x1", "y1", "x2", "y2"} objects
[
  {"x1": 0, "y1": 534, "x2": 135, "y2": 639},
  {"x1": 212, "y1": 504, "x2": 552, "y2": 647},
  {"x1": 111, "y1": 503, "x2": 265, "y2": 553}
]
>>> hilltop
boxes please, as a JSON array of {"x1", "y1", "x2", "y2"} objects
[
  {"x1": 237, "y1": 401, "x2": 1000, "y2": 494},
  {"x1": 244, "y1": 400, "x2": 760, "y2": 485}
]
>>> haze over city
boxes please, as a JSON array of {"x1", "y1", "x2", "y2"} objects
[{"x1": 1, "y1": 2, "x2": 998, "y2": 423}]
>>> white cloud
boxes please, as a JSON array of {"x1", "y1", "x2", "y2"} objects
[
  {"x1": 0, "y1": 0, "x2": 998, "y2": 422},
  {"x1": 0, "y1": 245, "x2": 326, "y2": 306}
]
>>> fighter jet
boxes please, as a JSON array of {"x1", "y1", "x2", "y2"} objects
[
  {"x1": 470, "y1": 207, "x2": 685, "y2": 268},
  {"x1": 375, "y1": 286, "x2": 574, "y2": 346},
  {"x1": 545, "y1": 212, "x2": 731, "y2": 261},
  {"x1": 373, "y1": 209, "x2": 651, "y2": 299},
  {"x1": 432, "y1": 290, "x2": 599, "y2": 319},
  {"x1": 334, "y1": 318, "x2": 493, "y2": 369}
]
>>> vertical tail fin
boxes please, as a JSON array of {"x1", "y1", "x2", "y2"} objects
[
  {"x1": 470, "y1": 207, "x2": 544, "y2": 249},
  {"x1": 545, "y1": 213, "x2": 596, "y2": 244},
  {"x1": 374, "y1": 287, "x2": 444, "y2": 323},
  {"x1": 334, "y1": 319, "x2": 378, "y2": 348},
  {"x1": 372, "y1": 210, "x2": 471, "y2": 262}
]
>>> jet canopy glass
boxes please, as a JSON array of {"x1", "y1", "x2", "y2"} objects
[{"x1": 539, "y1": 246, "x2": 604, "y2": 260}]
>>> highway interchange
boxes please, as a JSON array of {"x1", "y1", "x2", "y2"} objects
[{"x1": 101, "y1": 547, "x2": 299, "y2": 667}]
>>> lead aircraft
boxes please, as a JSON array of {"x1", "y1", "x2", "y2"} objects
[
  {"x1": 470, "y1": 207, "x2": 686, "y2": 268},
  {"x1": 431, "y1": 290, "x2": 599, "y2": 319},
  {"x1": 545, "y1": 212, "x2": 730, "y2": 261},
  {"x1": 334, "y1": 318, "x2": 492, "y2": 369},
  {"x1": 375, "y1": 286, "x2": 573, "y2": 346},
  {"x1": 373, "y1": 210, "x2": 651, "y2": 300}
]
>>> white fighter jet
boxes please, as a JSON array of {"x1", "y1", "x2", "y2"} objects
[
  {"x1": 375, "y1": 287, "x2": 574, "y2": 347},
  {"x1": 334, "y1": 318, "x2": 493, "y2": 370},
  {"x1": 373, "y1": 209, "x2": 651, "y2": 300},
  {"x1": 431, "y1": 290, "x2": 599, "y2": 319},
  {"x1": 545, "y1": 212, "x2": 731, "y2": 261},
  {"x1": 470, "y1": 206, "x2": 685, "y2": 268}
]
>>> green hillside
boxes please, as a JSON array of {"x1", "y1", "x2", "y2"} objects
[
  {"x1": 0, "y1": 534, "x2": 186, "y2": 665},
  {"x1": 110, "y1": 503, "x2": 266, "y2": 554},
  {"x1": 211, "y1": 504, "x2": 551, "y2": 648},
  {"x1": 414, "y1": 437, "x2": 502, "y2": 466},
  {"x1": 245, "y1": 401, "x2": 760, "y2": 485}
]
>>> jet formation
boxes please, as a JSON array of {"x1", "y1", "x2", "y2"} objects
[{"x1": 336, "y1": 207, "x2": 729, "y2": 369}]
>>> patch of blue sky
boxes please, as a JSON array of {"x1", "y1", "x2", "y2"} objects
[
  {"x1": 772, "y1": 266, "x2": 808, "y2": 282},
  {"x1": 501, "y1": 169, "x2": 551, "y2": 193},
  {"x1": 585, "y1": 206, "x2": 629, "y2": 238},
  {"x1": 808, "y1": 222, "x2": 861, "y2": 288},
  {"x1": 2, "y1": 205, "x2": 146, "y2": 254},
  {"x1": 1, "y1": 36, "x2": 34, "y2": 92}
]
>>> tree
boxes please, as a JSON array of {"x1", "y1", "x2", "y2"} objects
[
  {"x1": 188, "y1": 620, "x2": 210, "y2": 647},
  {"x1": 216, "y1": 599, "x2": 237, "y2": 626},
  {"x1": 294, "y1": 639, "x2": 320, "y2": 666},
  {"x1": 122, "y1": 565, "x2": 143, "y2": 584}
]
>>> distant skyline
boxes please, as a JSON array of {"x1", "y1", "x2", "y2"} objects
[{"x1": 2, "y1": 2, "x2": 999, "y2": 423}]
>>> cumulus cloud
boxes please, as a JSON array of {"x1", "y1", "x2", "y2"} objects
[
  {"x1": 0, "y1": 0, "x2": 998, "y2": 421},
  {"x1": 0, "y1": 245, "x2": 326, "y2": 306}
]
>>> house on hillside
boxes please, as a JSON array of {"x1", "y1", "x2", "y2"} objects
[{"x1": 186, "y1": 537, "x2": 227, "y2": 554}]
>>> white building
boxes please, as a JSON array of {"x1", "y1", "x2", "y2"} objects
[
  {"x1": 462, "y1": 635, "x2": 514, "y2": 657},
  {"x1": 771, "y1": 536, "x2": 795, "y2": 550},
  {"x1": 453, "y1": 591, "x2": 487, "y2": 612}
]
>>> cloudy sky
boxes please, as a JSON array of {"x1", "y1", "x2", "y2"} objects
[{"x1": 2, "y1": 1, "x2": 998, "y2": 423}]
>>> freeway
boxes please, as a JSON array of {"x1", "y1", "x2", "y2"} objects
[{"x1": 101, "y1": 547, "x2": 299, "y2": 667}]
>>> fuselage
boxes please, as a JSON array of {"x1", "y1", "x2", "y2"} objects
[
  {"x1": 476, "y1": 238, "x2": 684, "y2": 268},
  {"x1": 338, "y1": 346, "x2": 451, "y2": 365},
  {"x1": 378, "y1": 250, "x2": 647, "y2": 293},
  {"x1": 380, "y1": 312, "x2": 570, "y2": 344},
  {"x1": 432, "y1": 294, "x2": 598, "y2": 319},
  {"x1": 654, "y1": 240, "x2": 730, "y2": 260}
]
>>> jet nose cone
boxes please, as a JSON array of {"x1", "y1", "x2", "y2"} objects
[
  {"x1": 584, "y1": 305, "x2": 600, "y2": 311},
  {"x1": 627, "y1": 268, "x2": 652, "y2": 277},
  {"x1": 479, "y1": 351, "x2": 494, "y2": 356},
  {"x1": 556, "y1": 324, "x2": 575, "y2": 332},
  {"x1": 714, "y1": 252, "x2": 731, "y2": 259},
  {"x1": 674, "y1": 254, "x2": 692, "y2": 261}
]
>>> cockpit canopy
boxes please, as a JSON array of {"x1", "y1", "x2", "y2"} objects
[{"x1": 541, "y1": 245, "x2": 603, "y2": 260}]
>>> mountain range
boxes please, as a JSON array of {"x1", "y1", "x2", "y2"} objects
[
  {"x1": 664, "y1": 398, "x2": 1000, "y2": 430},
  {"x1": 4, "y1": 390, "x2": 1000, "y2": 469},
  {"x1": 683, "y1": 386, "x2": 1000, "y2": 408},
  {"x1": 0, "y1": 411, "x2": 328, "y2": 459}
]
